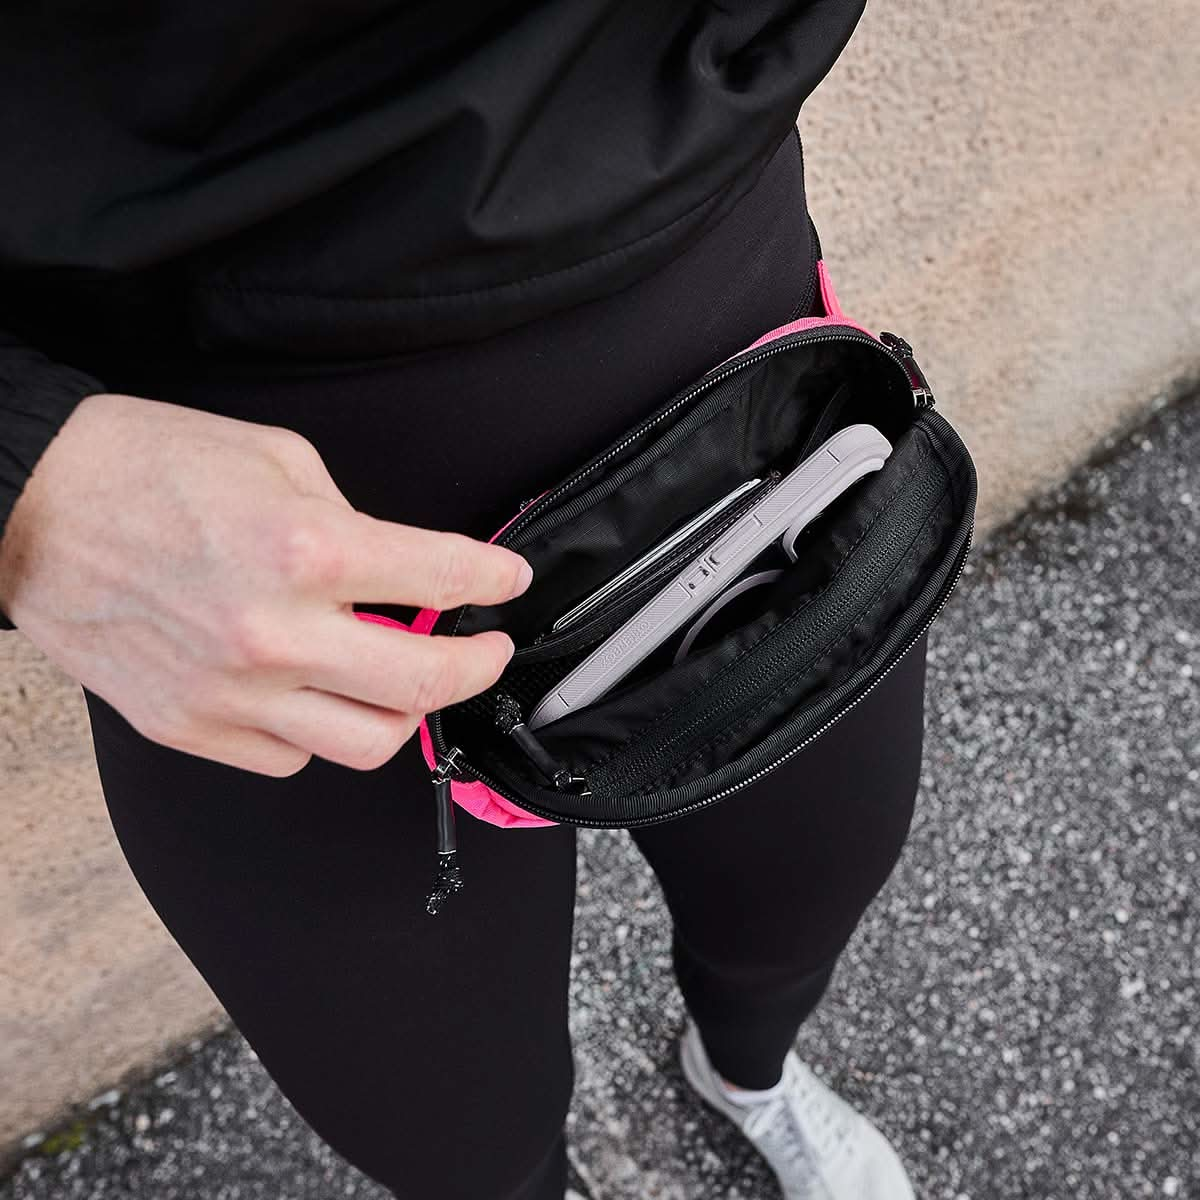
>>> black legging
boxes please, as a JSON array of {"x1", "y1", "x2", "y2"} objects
[{"x1": 81, "y1": 131, "x2": 926, "y2": 1200}]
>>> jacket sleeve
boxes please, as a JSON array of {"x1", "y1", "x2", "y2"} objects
[{"x1": 0, "y1": 330, "x2": 106, "y2": 630}]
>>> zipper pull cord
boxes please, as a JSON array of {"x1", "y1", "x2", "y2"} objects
[
  {"x1": 495, "y1": 692, "x2": 590, "y2": 794},
  {"x1": 426, "y1": 747, "x2": 466, "y2": 915},
  {"x1": 878, "y1": 331, "x2": 936, "y2": 408}
]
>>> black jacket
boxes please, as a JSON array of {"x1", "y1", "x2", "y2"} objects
[{"x1": 0, "y1": 0, "x2": 865, "y2": 628}]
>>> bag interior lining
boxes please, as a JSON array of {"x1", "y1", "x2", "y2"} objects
[
  {"x1": 535, "y1": 426, "x2": 953, "y2": 788},
  {"x1": 436, "y1": 338, "x2": 961, "y2": 807}
]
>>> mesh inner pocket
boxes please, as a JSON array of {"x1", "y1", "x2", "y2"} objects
[{"x1": 455, "y1": 647, "x2": 599, "y2": 730}]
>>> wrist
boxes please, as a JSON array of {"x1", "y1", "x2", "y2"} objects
[{"x1": 0, "y1": 391, "x2": 113, "y2": 625}]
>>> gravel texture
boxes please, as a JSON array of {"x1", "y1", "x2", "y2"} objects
[{"x1": 4, "y1": 393, "x2": 1197, "y2": 1200}]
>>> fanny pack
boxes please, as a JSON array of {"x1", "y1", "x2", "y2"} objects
[{"x1": 356, "y1": 248, "x2": 977, "y2": 914}]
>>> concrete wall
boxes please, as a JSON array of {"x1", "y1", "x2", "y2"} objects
[
  {"x1": 1, "y1": 640, "x2": 223, "y2": 1157},
  {"x1": 3, "y1": 0, "x2": 1198, "y2": 1154},
  {"x1": 799, "y1": 0, "x2": 1200, "y2": 532}
]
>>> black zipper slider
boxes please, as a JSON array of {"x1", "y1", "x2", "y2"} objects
[
  {"x1": 426, "y1": 746, "x2": 467, "y2": 915},
  {"x1": 495, "y1": 693, "x2": 590, "y2": 795},
  {"x1": 878, "y1": 331, "x2": 936, "y2": 408}
]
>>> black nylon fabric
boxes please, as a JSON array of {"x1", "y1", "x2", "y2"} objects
[{"x1": 0, "y1": 4, "x2": 865, "y2": 362}]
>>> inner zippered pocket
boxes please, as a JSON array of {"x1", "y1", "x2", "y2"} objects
[{"x1": 513, "y1": 419, "x2": 955, "y2": 792}]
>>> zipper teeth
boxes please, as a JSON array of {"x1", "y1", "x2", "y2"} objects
[
  {"x1": 428, "y1": 325, "x2": 910, "y2": 756},
  {"x1": 437, "y1": 522, "x2": 973, "y2": 828}
]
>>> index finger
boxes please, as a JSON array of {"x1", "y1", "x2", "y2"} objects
[{"x1": 319, "y1": 507, "x2": 533, "y2": 610}]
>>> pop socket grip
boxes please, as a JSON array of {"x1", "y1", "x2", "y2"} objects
[{"x1": 672, "y1": 569, "x2": 785, "y2": 664}]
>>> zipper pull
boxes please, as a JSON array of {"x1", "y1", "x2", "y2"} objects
[
  {"x1": 426, "y1": 746, "x2": 467, "y2": 915},
  {"x1": 878, "y1": 331, "x2": 936, "y2": 408},
  {"x1": 495, "y1": 693, "x2": 590, "y2": 794}
]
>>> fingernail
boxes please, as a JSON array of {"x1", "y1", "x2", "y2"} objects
[{"x1": 513, "y1": 558, "x2": 534, "y2": 595}]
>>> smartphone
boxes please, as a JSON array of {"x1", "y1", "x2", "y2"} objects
[
  {"x1": 527, "y1": 424, "x2": 892, "y2": 730},
  {"x1": 549, "y1": 476, "x2": 766, "y2": 634}
]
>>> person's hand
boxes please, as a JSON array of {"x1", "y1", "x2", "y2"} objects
[{"x1": 0, "y1": 392, "x2": 532, "y2": 777}]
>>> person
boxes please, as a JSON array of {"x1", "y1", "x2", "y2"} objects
[{"x1": 0, "y1": 5, "x2": 927, "y2": 1198}]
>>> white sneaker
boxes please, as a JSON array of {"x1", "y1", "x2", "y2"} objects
[{"x1": 679, "y1": 1019, "x2": 916, "y2": 1200}]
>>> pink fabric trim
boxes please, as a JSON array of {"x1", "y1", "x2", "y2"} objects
[{"x1": 818, "y1": 256, "x2": 846, "y2": 320}]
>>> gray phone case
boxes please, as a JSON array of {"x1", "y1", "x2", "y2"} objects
[{"x1": 527, "y1": 424, "x2": 892, "y2": 730}]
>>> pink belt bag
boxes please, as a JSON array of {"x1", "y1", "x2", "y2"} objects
[{"x1": 356, "y1": 254, "x2": 977, "y2": 914}]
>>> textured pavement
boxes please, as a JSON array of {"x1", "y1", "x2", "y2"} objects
[{"x1": 4, "y1": 392, "x2": 1197, "y2": 1199}]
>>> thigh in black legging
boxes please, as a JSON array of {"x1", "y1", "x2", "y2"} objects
[
  {"x1": 85, "y1": 685, "x2": 579, "y2": 1198},
  {"x1": 631, "y1": 634, "x2": 928, "y2": 1090}
]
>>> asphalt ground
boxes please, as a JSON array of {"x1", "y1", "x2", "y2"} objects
[{"x1": 4, "y1": 391, "x2": 1197, "y2": 1200}]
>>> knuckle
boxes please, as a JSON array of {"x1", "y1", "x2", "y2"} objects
[
  {"x1": 192, "y1": 676, "x2": 244, "y2": 723},
  {"x1": 426, "y1": 536, "x2": 477, "y2": 606},
  {"x1": 226, "y1": 607, "x2": 288, "y2": 670},
  {"x1": 267, "y1": 749, "x2": 313, "y2": 778},
  {"x1": 271, "y1": 517, "x2": 342, "y2": 589},
  {"x1": 407, "y1": 659, "x2": 454, "y2": 715},
  {"x1": 346, "y1": 717, "x2": 409, "y2": 771},
  {"x1": 269, "y1": 426, "x2": 320, "y2": 465}
]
